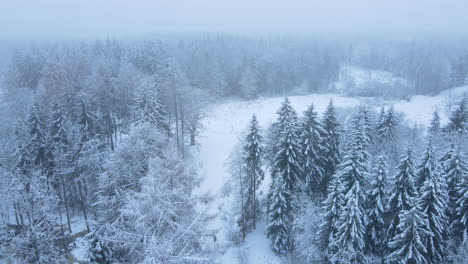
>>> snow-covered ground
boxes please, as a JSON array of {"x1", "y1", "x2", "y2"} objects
[{"x1": 196, "y1": 86, "x2": 468, "y2": 263}]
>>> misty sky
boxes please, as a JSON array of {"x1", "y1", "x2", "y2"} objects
[{"x1": 1, "y1": 0, "x2": 468, "y2": 39}]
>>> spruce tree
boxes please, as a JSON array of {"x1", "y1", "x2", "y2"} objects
[
  {"x1": 317, "y1": 174, "x2": 344, "y2": 251},
  {"x1": 452, "y1": 177, "x2": 468, "y2": 243},
  {"x1": 449, "y1": 146, "x2": 468, "y2": 243},
  {"x1": 418, "y1": 173, "x2": 449, "y2": 263},
  {"x1": 238, "y1": 115, "x2": 264, "y2": 235},
  {"x1": 133, "y1": 79, "x2": 171, "y2": 134},
  {"x1": 331, "y1": 182, "x2": 366, "y2": 264},
  {"x1": 321, "y1": 99, "x2": 341, "y2": 190},
  {"x1": 428, "y1": 110, "x2": 441, "y2": 135},
  {"x1": 273, "y1": 98, "x2": 302, "y2": 192},
  {"x1": 360, "y1": 107, "x2": 374, "y2": 145},
  {"x1": 377, "y1": 105, "x2": 398, "y2": 141},
  {"x1": 78, "y1": 99, "x2": 98, "y2": 143},
  {"x1": 446, "y1": 96, "x2": 467, "y2": 133},
  {"x1": 49, "y1": 103, "x2": 69, "y2": 148},
  {"x1": 299, "y1": 103, "x2": 325, "y2": 195},
  {"x1": 386, "y1": 148, "x2": 418, "y2": 244},
  {"x1": 266, "y1": 175, "x2": 292, "y2": 254},
  {"x1": 376, "y1": 106, "x2": 386, "y2": 138},
  {"x1": 416, "y1": 138, "x2": 439, "y2": 189},
  {"x1": 350, "y1": 109, "x2": 371, "y2": 166},
  {"x1": 365, "y1": 155, "x2": 388, "y2": 255},
  {"x1": 386, "y1": 204, "x2": 432, "y2": 264},
  {"x1": 336, "y1": 133, "x2": 367, "y2": 196},
  {"x1": 26, "y1": 104, "x2": 49, "y2": 168},
  {"x1": 18, "y1": 103, "x2": 54, "y2": 178}
]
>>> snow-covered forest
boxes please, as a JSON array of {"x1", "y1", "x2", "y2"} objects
[{"x1": 1, "y1": 1, "x2": 468, "y2": 264}]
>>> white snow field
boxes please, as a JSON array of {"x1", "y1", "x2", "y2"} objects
[{"x1": 196, "y1": 86, "x2": 468, "y2": 263}]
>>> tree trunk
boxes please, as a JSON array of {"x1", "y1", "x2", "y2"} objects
[
  {"x1": 61, "y1": 176, "x2": 72, "y2": 234},
  {"x1": 173, "y1": 78, "x2": 180, "y2": 151},
  {"x1": 77, "y1": 180, "x2": 90, "y2": 233},
  {"x1": 253, "y1": 173, "x2": 256, "y2": 229},
  {"x1": 13, "y1": 202, "x2": 20, "y2": 226},
  {"x1": 57, "y1": 205, "x2": 69, "y2": 258},
  {"x1": 189, "y1": 127, "x2": 196, "y2": 146},
  {"x1": 180, "y1": 99, "x2": 185, "y2": 158},
  {"x1": 238, "y1": 160, "x2": 245, "y2": 240}
]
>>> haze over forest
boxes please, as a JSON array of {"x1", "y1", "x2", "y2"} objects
[{"x1": 1, "y1": 1, "x2": 468, "y2": 264}]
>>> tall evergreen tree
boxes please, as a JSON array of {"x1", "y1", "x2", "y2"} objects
[
  {"x1": 331, "y1": 182, "x2": 366, "y2": 264},
  {"x1": 238, "y1": 115, "x2": 264, "y2": 236},
  {"x1": 317, "y1": 174, "x2": 344, "y2": 252},
  {"x1": 452, "y1": 176, "x2": 468, "y2": 243},
  {"x1": 299, "y1": 104, "x2": 325, "y2": 195},
  {"x1": 133, "y1": 78, "x2": 171, "y2": 134},
  {"x1": 386, "y1": 148, "x2": 418, "y2": 245},
  {"x1": 416, "y1": 138, "x2": 439, "y2": 189},
  {"x1": 377, "y1": 105, "x2": 398, "y2": 141},
  {"x1": 428, "y1": 110, "x2": 441, "y2": 135},
  {"x1": 386, "y1": 204, "x2": 432, "y2": 264},
  {"x1": 446, "y1": 96, "x2": 467, "y2": 133},
  {"x1": 418, "y1": 173, "x2": 449, "y2": 263},
  {"x1": 77, "y1": 99, "x2": 98, "y2": 143},
  {"x1": 49, "y1": 103, "x2": 69, "y2": 148},
  {"x1": 272, "y1": 98, "x2": 302, "y2": 192},
  {"x1": 18, "y1": 104, "x2": 54, "y2": 179},
  {"x1": 448, "y1": 145, "x2": 468, "y2": 243},
  {"x1": 266, "y1": 175, "x2": 292, "y2": 254},
  {"x1": 359, "y1": 107, "x2": 374, "y2": 145},
  {"x1": 321, "y1": 99, "x2": 341, "y2": 190},
  {"x1": 376, "y1": 106, "x2": 386, "y2": 137},
  {"x1": 326, "y1": 121, "x2": 368, "y2": 262},
  {"x1": 365, "y1": 155, "x2": 388, "y2": 255},
  {"x1": 336, "y1": 137, "x2": 367, "y2": 196},
  {"x1": 349, "y1": 109, "x2": 371, "y2": 166}
]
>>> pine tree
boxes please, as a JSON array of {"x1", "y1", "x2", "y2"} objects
[
  {"x1": 299, "y1": 104, "x2": 325, "y2": 195},
  {"x1": 386, "y1": 204, "x2": 432, "y2": 264},
  {"x1": 336, "y1": 140, "x2": 367, "y2": 196},
  {"x1": 331, "y1": 182, "x2": 366, "y2": 264},
  {"x1": 448, "y1": 144, "x2": 468, "y2": 243},
  {"x1": 446, "y1": 96, "x2": 467, "y2": 133},
  {"x1": 317, "y1": 174, "x2": 344, "y2": 252},
  {"x1": 359, "y1": 107, "x2": 374, "y2": 145},
  {"x1": 416, "y1": 138, "x2": 439, "y2": 189},
  {"x1": 428, "y1": 110, "x2": 441, "y2": 135},
  {"x1": 266, "y1": 175, "x2": 292, "y2": 254},
  {"x1": 418, "y1": 173, "x2": 449, "y2": 263},
  {"x1": 49, "y1": 103, "x2": 69, "y2": 148},
  {"x1": 25, "y1": 104, "x2": 49, "y2": 168},
  {"x1": 376, "y1": 106, "x2": 386, "y2": 138},
  {"x1": 77, "y1": 99, "x2": 98, "y2": 143},
  {"x1": 377, "y1": 105, "x2": 398, "y2": 141},
  {"x1": 321, "y1": 99, "x2": 341, "y2": 190},
  {"x1": 18, "y1": 104, "x2": 54, "y2": 179},
  {"x1": 133, "y1": 78, "x2": 171, "y2": 134},
  {"x1": 365, "y1": 155, "x2": 388, "y2": 255},
  {"x1": 238, "y1": 115, "x2": 264, "y2": 236},
  {"x1": 386, "y1": 148, "x2": 418, "y2": 244},
  {"x1": 452, "y1": 177, "x2": 468, "y2": 243},
  {"x1": 349, "y1": 109, "x2": 371, "y2": 166},
  {"x1": 273, "y1": 98, "x2": 302, "y2": 192}
]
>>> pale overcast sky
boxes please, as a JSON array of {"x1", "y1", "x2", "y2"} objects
[{"x1": 1, "y1": 0, "x2": 468, "y2": 39}]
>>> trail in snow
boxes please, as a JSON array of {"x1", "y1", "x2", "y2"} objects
[{"x1": 196, "y1": 86, "x2": 468, "y2": 263}]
